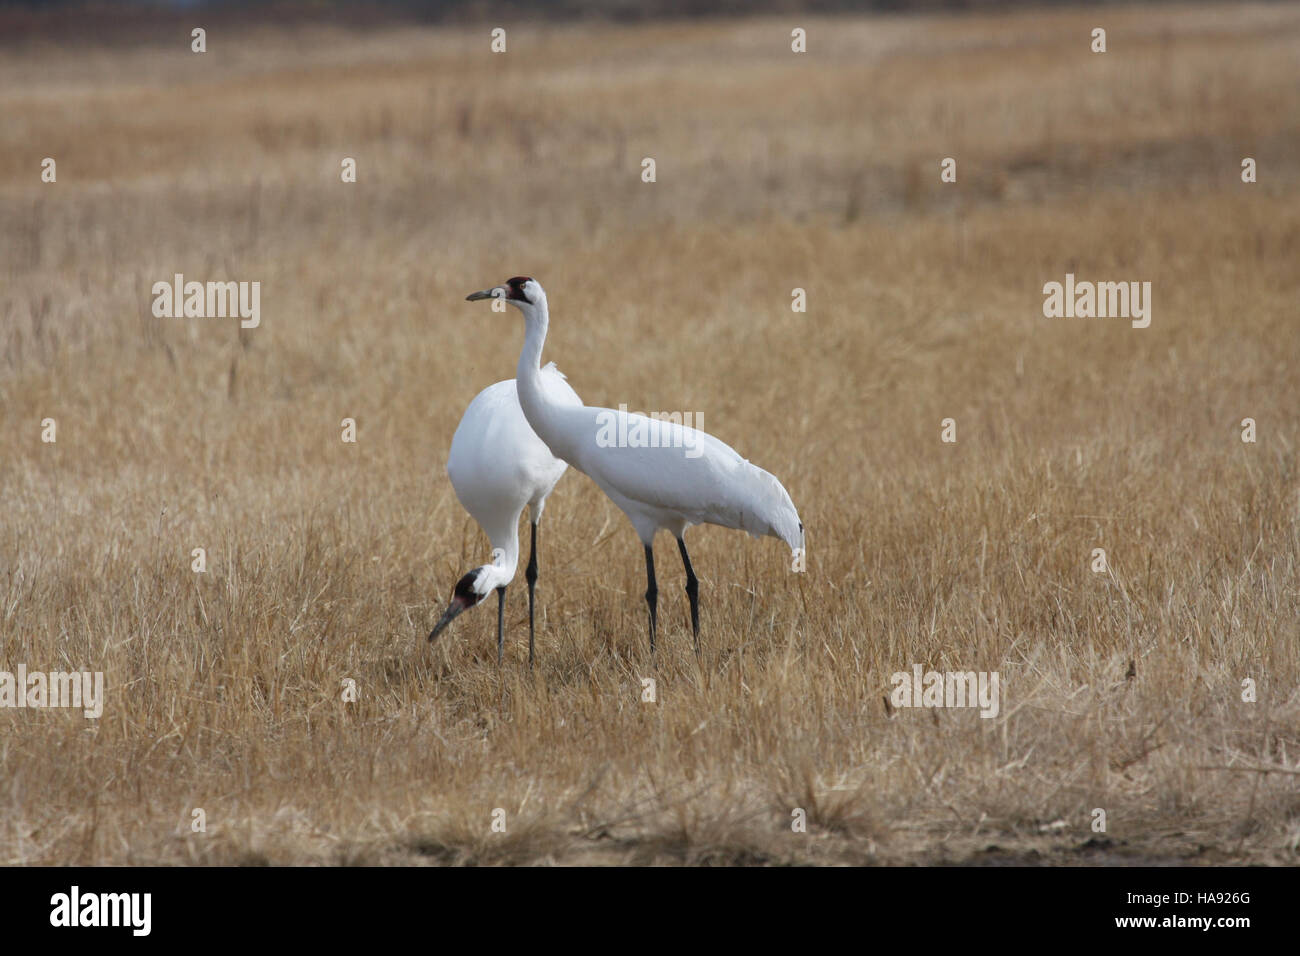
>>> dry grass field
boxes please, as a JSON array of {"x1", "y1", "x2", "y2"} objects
[{"x1": 1, "y1": 2, "x2": 1299, "y2": 866}]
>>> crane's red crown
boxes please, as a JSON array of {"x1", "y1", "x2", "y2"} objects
[{"x1": 505, "y1": 277, "x2": 535, "y2": 303}]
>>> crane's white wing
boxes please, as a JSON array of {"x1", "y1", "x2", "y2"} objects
[{"x1": 548, "y1": 404, "x2": 803, "y2": 550}]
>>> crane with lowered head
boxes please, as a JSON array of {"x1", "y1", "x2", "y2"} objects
[{"x1": 428, "y1": 371, "x2": 581, "y2": 667}]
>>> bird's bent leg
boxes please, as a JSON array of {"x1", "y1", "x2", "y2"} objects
[
  {"x1": 496, "y1": 586, "x2": 507, "y2": 666},
  {"x1": 644, "y1": 543, "x2": 658, "y2": 655},
  {"x1": 526, "y1": 522, "x2": 539, "y2": 671},
  {"x1": 677, "y1": 536, "x2": 700, "y2": 650}
]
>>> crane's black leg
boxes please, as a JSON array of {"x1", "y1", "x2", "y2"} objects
[
  {"x1": 495, "y1": 585, "x2": 506, "y2": 666},
  {"x1": 644, "y1": 543, "x2": 658, "y2": 655},
  {"x1": 525, "y1": 521, "x2": 539, "y2": 672},
  {"x1": 677, "y1": 536, "x2": 700, "y2": 651}
]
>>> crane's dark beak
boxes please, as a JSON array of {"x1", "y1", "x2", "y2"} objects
[
  {"x1": 466, "y1": 288, "x2": 501, "y2": 302},
  {"x1": 428, "y1": 598, "x2": 467, "y2": 642}
]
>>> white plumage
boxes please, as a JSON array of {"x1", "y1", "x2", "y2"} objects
[
  {"x1": 466, "y1": 276, "x2": 804, "y2": 653},
  {"x1": 428, "y1": 370, "x2": 581, "y2": 666}
]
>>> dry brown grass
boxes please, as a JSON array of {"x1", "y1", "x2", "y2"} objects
[{"x1": 1, "y1": 3, "x2": 1299, "y2": 865}]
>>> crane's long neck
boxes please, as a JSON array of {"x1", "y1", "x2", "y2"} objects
[
  {"x1": 476, "y1": 535, "x2": 519, "y2": 594},
  {"x1": 514, "y1": 297, "x2": 569, "y2": 456},
  {"x1": 516, "y1": 297, "x2": 548, "y2": 382},
  {"x1": 466, "y1": 506, "x2": 523, "y2": 595}
]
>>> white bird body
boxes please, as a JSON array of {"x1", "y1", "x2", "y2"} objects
[
  {"x1": 522, "y1": 397, "x2": 803, "y2": 551},
  {"x1": 467, "y1": 276, "x2": 803, "y2": 652},
  {"x1": 430, "y1": 368, "x2": 581, "y2": 663},
  {"x1": 447, "y1": 371, "x2": 578, "y2": 589}
]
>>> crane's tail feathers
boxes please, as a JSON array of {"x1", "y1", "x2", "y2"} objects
[{"x1": 742, "y1": 465, "x2": 804, "y2": 555}]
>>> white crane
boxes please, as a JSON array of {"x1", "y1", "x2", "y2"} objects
[
  {"x1": 428, "y1": 373, "x2": 581, "y2": 667},
  {"x1": 466, "y1": 277, "x2": 804, "y2": 653}
]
